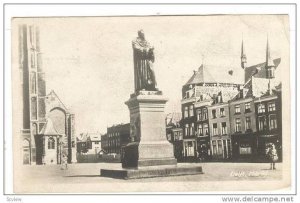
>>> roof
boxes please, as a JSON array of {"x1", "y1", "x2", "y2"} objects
[
  {"x1": 39, "y1": 119, "x2": 62, "y2": 136},
  {"x1": 245, "y1": 58, "x2": 281, "y2": 82},
  {"x1": 77, "y1": 133, "x2": 88, "y2": 142},
  {"x1": 185, "y1": 64, "x2": 242, "y2": 86},
  {"x1": 166, "y1": 112, "x2": 182, "y2": 126},
  {"x1": 88, "y1": 133, "x2": 102, "y2": 141}
]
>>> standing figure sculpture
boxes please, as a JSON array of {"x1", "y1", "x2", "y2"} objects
[{"x1": 132, "y1": 30, "x2": 157, "y2": 92}]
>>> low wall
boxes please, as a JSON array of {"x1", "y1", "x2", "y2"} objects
[{"x1": 76, "y1": 153, "x2": 121, "y2": 163}]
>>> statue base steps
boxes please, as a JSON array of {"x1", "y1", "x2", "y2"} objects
[{"x1": 100, "y1": 165, "x2": 203, "y2": 180}]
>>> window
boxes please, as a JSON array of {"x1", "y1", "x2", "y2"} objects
[
  {"x1": 203, "y1": 109, "x2": 208, "y2": 120},
  {"x1": 223, "y1": 140, "x2": 228, "y2": 158},
  {"x1": 95, "y1": 141, "x2": 99, "y2": 145},
  {"x1": 220, "y1": 108, "x2": 225, "y2": 117},
  {"x1": 212, "y1": 109, "x2": 217, "y2": 119},
  {"x1": 186, "y1": 91, "x2": 190, "y2": 99},
  {"x1": 31, "y1": 97, "x2": 37, "y2": 120},
  {"x1": 235, "y1": 105, "x2": 241, "y2": 114},
  {"x1": 189, "y1": 105, "x2": 194, "y2": 117},
  {"x1": 245, "y1": 117, "x2": 251, "y2": 130},
  {"x1": 212, "y1": 140, "x2": 217, "y2": 156},
  {"x1": 258, "y1": 104, "x2": 265, "y2": 113},
  {"x1": 184, "y1": 107, "x2": 188, "y2": 118},
  {"x1": 227, "y1": 139, "x2": 232, "y2": 158},
  {"x1": 268, "y1": 102, "x2": 276, "y2": 112},
  {"x1": 190, "y1": 123, "x2": 194, "y2": 135},
  {"x1": 197, "y1": 124, "x2": 203, "y2": 136},
  {"x1": 197, "y1": 109, "x2": 202, "y2": 121},
  {"x1": 258, "y1": 116, "x2": 267, "y2": 131},
  {"x1": 245, "y1": 102, "x2": 251, "y2": 112},
  {"x1": 269, "y1": 115, "x2": 277, "y2": 130},
  {"x1": 239, "y1": 143, "x2": 252, "y2": 155},
  {"x1": 30, "y1": 52, "x2": 35, "y2": 68},
  {"x1": 30, "y1": 72, "x2": 36, "y2": 94},
  {"x1": 203, "y1": 123, "x2": 209, "y2": 136},
  {"x1": 213, "y1": 123, "x2": 218, "y2": 136},
  {"x1": 185, "y1": 141, "x2": 195, "y2": 157},
  {"x1": 221, "y1": 122, "x2": 227, "y2": 135},
  {"x1": 235, "y1": 118, "x2": 241, "y2": 132},
  {"x1": 217, "y1": 140, "x2": 223, "y2": 155},
  {"x1": 48, "y1": 137, "x2": 55, "y2": 149},
  {"x1": 185, "y1": 124, "x2": 189, "y2": 136}
]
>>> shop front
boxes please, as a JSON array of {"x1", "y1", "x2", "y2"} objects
[
  {"x1": 257, "y1": 134, "x2": 281, "y2": 162},
  {"x1": 196, "y1": 136, "x2": 210, "y2": 162},
  {"x1": 231, "y1": 133, "x2": 257, "y2": 162},
  {"x1": 183, "y1": 140, "x2": 197, "y2": 162}
]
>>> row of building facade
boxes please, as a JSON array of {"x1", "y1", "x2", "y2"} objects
[{"x1": 169, "y1": 39, "x2": 282, "y2": 162}]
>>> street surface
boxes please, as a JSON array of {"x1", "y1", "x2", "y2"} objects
[{"x1": 14, "y1": 162, "x2": 285, "y2": 193}]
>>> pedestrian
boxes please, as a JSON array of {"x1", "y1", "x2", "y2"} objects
[
  {"x1": 61, "y1": 154, "x2": 68, "y2": 170},
  {"x1": 267, "y1": 143, "x2": 278, "y2": 170}
]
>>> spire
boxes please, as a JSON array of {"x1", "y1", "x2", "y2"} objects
[
  {"x1": 201, "y1": 54, "x2": 205, "y2": 66},
  {"x1": 241, "y1": 38, "x2": 247, "y2": 69},
  {"x1": 266, "y1": 35, "x2": 275, "y2": 67},
  {"x1": 241, "y1": 39, "x2": 245, "y2": 58}
]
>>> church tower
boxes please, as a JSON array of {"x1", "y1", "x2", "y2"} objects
[
  {"x1": 265, "y1": 36, "x2": 275, "y2": 79},
  {"x1": 19, "y1": 25, "x2": 46, "y2": 164}
]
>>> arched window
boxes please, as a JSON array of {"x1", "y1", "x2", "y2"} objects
[
  {"x1": 48, "y1": 137, "x2": 55, "y2": 149},
  {"x1": 23, "y1": 139, "x2": 30, "y2": 148}
]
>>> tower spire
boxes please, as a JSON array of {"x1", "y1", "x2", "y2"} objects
[
  {"x1": 241, "y1": 37, "x2": 247, "y2": 69},
  {"x1": 266, "y1": 35, "x2": 275, "y2": 67}
]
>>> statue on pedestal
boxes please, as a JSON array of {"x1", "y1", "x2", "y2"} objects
[{"x1": 132, "y1": 30, "x2": 157, "y2": 92}]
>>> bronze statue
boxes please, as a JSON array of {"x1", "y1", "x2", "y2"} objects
[{"x1": 132, "y1": 30, "x2": 157, "y2": 92}]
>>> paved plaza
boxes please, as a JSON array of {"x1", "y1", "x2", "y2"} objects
[{"x1": 14, "y1": 162, "x2": 284, "y2": 193}]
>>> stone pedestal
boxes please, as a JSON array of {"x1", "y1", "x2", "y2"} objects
[
  {"x1": 100, "y1": 91, "x2": 203, "y2": 179},
  {"x1": 124, "y1": 91, "x2": 177, "y2": 167}
]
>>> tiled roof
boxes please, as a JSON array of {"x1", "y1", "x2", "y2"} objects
[
  {"x1": 39, "y1": 118, "x2": 62, "y2": 136},
  {"x1": 185, "y1": 64, "x2": 242, "y2": 86},
  {"x1": 245, "y1": 58, "x2": 281, "y2": 82}
]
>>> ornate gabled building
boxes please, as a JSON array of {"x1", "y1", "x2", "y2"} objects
[
  {"x1": 208, "y1": 92, "x2": 233, "y2": 161},
  {"x1": 181, "y1": 63, "x2": 241, "y2": 162},
  {"x1": 229, "y1": 37, "x2": 282, "y2": 162}
]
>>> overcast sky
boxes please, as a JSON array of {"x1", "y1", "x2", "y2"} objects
[{"x1": 17, "y1": 15, "x2": 289, "y2": 135}]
